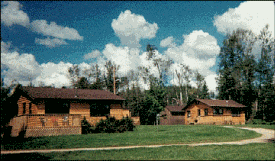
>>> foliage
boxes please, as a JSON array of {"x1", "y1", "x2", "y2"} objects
[
  {"x1": 255, "y1": 25, "x2": 275, "y2": 121},
  {"x1": 81, "y1": 117, "x2": 94, "y2": 134},
  {"x1": 94, "y1": 116, "x2": 135, "y2": 133},
  {"x1": 217, "y1": 26, "x2": 274, "y2": 121},
  {"x1": 1, "y1": 82, "x2": 21, "y2": 138}
]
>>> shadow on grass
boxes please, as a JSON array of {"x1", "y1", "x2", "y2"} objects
[
  {"x1": 1, "y1": 153, "x2": 51, "y2": 161},
  {"x1": 267, "y1": 138, "x2": 275, "y2": 144},
  {"x1": 1, "y1": 136, "x2": 49, "y2": 150}
]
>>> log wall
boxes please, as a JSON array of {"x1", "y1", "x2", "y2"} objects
[
  {"x1": 160, "y1": 108, "x2": 185, "y2": 125},
  {"x1": 185, "y1": 103, "x2": 245, "y2": 125},
  {"x1": 12, "y1": 95, "x2": 134, "y2": 137}
]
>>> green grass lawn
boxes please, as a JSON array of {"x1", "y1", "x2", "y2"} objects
[
  {"x1": 2, "y1": 143, "x2": 274, "y2": 160},
  {"x1": 2, "y1": 125, "x2": 262, "y2": 150}
]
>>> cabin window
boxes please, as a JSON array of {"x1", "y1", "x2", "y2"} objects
[
  {"x1": 198, "y1": 109, "x2": 201, "y2": 116},
  {"x1": 29, "y1": 103, "x2": 32, "y2": 114},
  {"x1": 213, "y1": 108, "x2": 223, "y2": 115},
  {"x1": 23, "y1": 103, "x2": 26, "y2": 114},
  {"x1": 232, "y1": 110, "x2": 240, "y2": 117},
  {"x1": 90, "y1": 103, "x2": 110, "y2": 117},
  {"x1": 187, "y1": 111, "x2": 191, "y2": 118},
  {"x1": 171, "y1": 112, "x2": 185, "y2": 116},
  {"x1": 204, "y1": 109, "x2": 208, "y2": 116},
  {"x1": 219, "y1": 109, "x2": 223, "y2": 115},
  {"x1": 45, "y1": 100, "x2": 70, "y2": 114}
]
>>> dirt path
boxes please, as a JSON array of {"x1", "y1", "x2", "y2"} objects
[{"x1": 1, "y1": 126, "x2": 274, "y2": 154}]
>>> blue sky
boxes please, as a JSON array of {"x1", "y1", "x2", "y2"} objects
[{"x1": 1, "y1": 1, "x2": 274, "y2": 92}]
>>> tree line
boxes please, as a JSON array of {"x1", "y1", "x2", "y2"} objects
[
  {"x1": 66, "y1": 44, "x2": 212, "y2": 125},
  {"x1": 2, "y1": 25, "x2": 273, "y2": 127},
  {"x1": 217, "y1": 25, "x2": 275, "y2": 121}
]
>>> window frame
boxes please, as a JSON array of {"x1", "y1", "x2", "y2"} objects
[
  {"x1": 198, "y1": 109, "x2": 201, "y2": 116},
  {"x1": 29, "y1": 103, "x2": 32, "y2": 114},
  {"x1": 23, "y1": 103, "x2": 26, "y2": 114},
  {"x1": 45, "y1": 100, "x2": 70, "y2": 114},
  {"x1": 232, "y1": 109, "x2": 241, "y2": 117},
  {"x1": 204, "y1": 109, "x2": 208, "y2": 116},
  {"x1": 90, "y1": 102, "x2": 110, "y2": 117},
  {"x1": 213, "y1": 108, "x2": 223, "y2": 115},
  {"x1": 187, "y1": 111, "x2": 191, "y2": 118},
  {"x1": 171, "y1": 111, "x2": 185, "y2": 116}
]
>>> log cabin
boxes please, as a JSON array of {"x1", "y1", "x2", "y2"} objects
[
  {"x1": 159, "y1": 105, "x2": 186, "y2": 125},
  {"x1": 7, "y1": 85, "x2": 139, "y2": 137},
  {"x1": 183, "y1": 99, "x2": 246, "y2": 125}
]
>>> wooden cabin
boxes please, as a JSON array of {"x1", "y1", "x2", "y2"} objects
[
  {"x1": 160, "y1": 105, "x2": 186, "y2": 125},
  {"x1": 183, "y1": 99, "x2": 246, "y2": 125},
  {"x1": 8, "y1": 86, "x2": 139, "y2": 137}
]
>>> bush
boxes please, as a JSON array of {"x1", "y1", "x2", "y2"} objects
[
  {"x1": 124, "y1": 116, "x2": 135, "y2": 131},
  {"x1": 81, "y1": 117, "x2": 94, "y2": 134},
  {"x1": 251, "y1": 119, "x2": 267, "y2": 125},
  {"x1": 95, "y1": 116, "x2": 135, "y2": 133}
]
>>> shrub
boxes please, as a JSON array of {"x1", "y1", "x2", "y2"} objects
[
  {"x1": 124, "y1": 116, "x2": 135, "y2": 131},
  {"x1": 95, "y1": 116, "x2": 135, "y2": 133},
  {"x1": 81, "y1": 117, "x2": 94, "y2": 134},
  {"x1": 251, "y1": 119, "x2": 267, "y2": 125}
]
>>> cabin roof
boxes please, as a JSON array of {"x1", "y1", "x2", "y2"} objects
[
  {"x1": 196, "y1": 99, "x2": 246, "y2": 108},
  {"x1": 184, "y1": 99, "x2": 246, "y2": 110},
  {"x1": 21, "y1": 86, "x2": 125, "y2": 101},
  {"x1": 166, "y1": 105, "x2": 186, "y2": 112}
]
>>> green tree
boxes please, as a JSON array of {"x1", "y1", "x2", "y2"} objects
[
  {"x1": 175, "y1": 64, "x2": 193, "y2": 103},
  {"x1": 1, "y1": 81, "x2": 21, "y2": 138},
  {"x1": 74, "y1": 77, "x2": 90, "y2": 89},
  {"x1": 137, "y1": 44, "x2": 171, "y2": 124},
  {"x1": 140, "y1": 77, "x2": 166, "y2": 125},
  {"x1": 194, "y1": 70, "x2": 205, "y2": 98},
  {"x1": 85, "y1": 64, "x2": 104, "y2": 90},
  {"x1": 68, "y1": 65, "x2": 80, "y2": 88},
  {"x1": 217, "y1": 28, "x2": 258, "y2": 120},
  {"x1": 255, "y1": 25, "x2": 275, "y2": 121},
  {"x1": 146, "y1": 44, "x2": 172, "y2": 86},
  {"x1": 103, "y1": 61, "x2": 120, "y2": 93},
  {"x1": 200, "y1": 81, "x2": 209, "y2": 99}
]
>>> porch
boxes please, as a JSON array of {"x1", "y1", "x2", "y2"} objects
[
  {"x1": 186, "y1": 114, "x2": 245, "y2": 125},
  {"x1": 9, "y1": 114, "x2": 82, "y2": 137}
]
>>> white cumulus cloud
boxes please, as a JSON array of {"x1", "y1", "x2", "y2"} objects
[
  {"x1": 35, "y1": 37, "x2": 68, "y2": 48},
  {"x1": 1, "y1": 41, "x2": 12, "y2": 53},
  {"x1": 214, "y1": 1, "x2": 274, "y2": 35},
  {"x1": 163, "y1": 30, "x2": 220, "y2": 92},
  {"x1": 102, "y1": 43, "x2": 141, "y2": 76},
  {"x1": 1, "y1": 1, "x2": 30, "y2": 27},
  {"x1": 160, "y1": 36, "x2": 176, "y2": 48},
  {"x1": 1, "y1": 51, "x2": 42, "y2": 86},
  {"x1": 83, "y1": 50, "x2": 101, "y2": 60},
  {"x1": 111, "y1": 10, "x2": 158, "y2": 48},
  {"x1": 31, "y1": 20, "x2": 83, "y2": 41},
  {"x1": 1, "y1": 41, "x2": 88, "y2": 87},
  {"x1": 35, "y1": 62, "x2": 73, "y2": 87}
]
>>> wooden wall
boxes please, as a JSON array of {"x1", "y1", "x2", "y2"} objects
[
  {"x1": 184, "y1": 102, "x2": 245, "y2": 125},
  {"x1": 14, "y1": 96, "x2": 134, "y2": 131},
  {"x1": 17, "y1": 96, "x2": 44, "y2": 115},
  {"x1": 131, "y1": 116, "x2": 140, "y2": 125},
  {"x1": 160, "y1": 108, "x2": 185, "y2": 125}
]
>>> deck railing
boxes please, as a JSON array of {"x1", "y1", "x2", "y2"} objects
[{"x1": 26, "y1": 114, "x2": 81, "y2": 128}]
